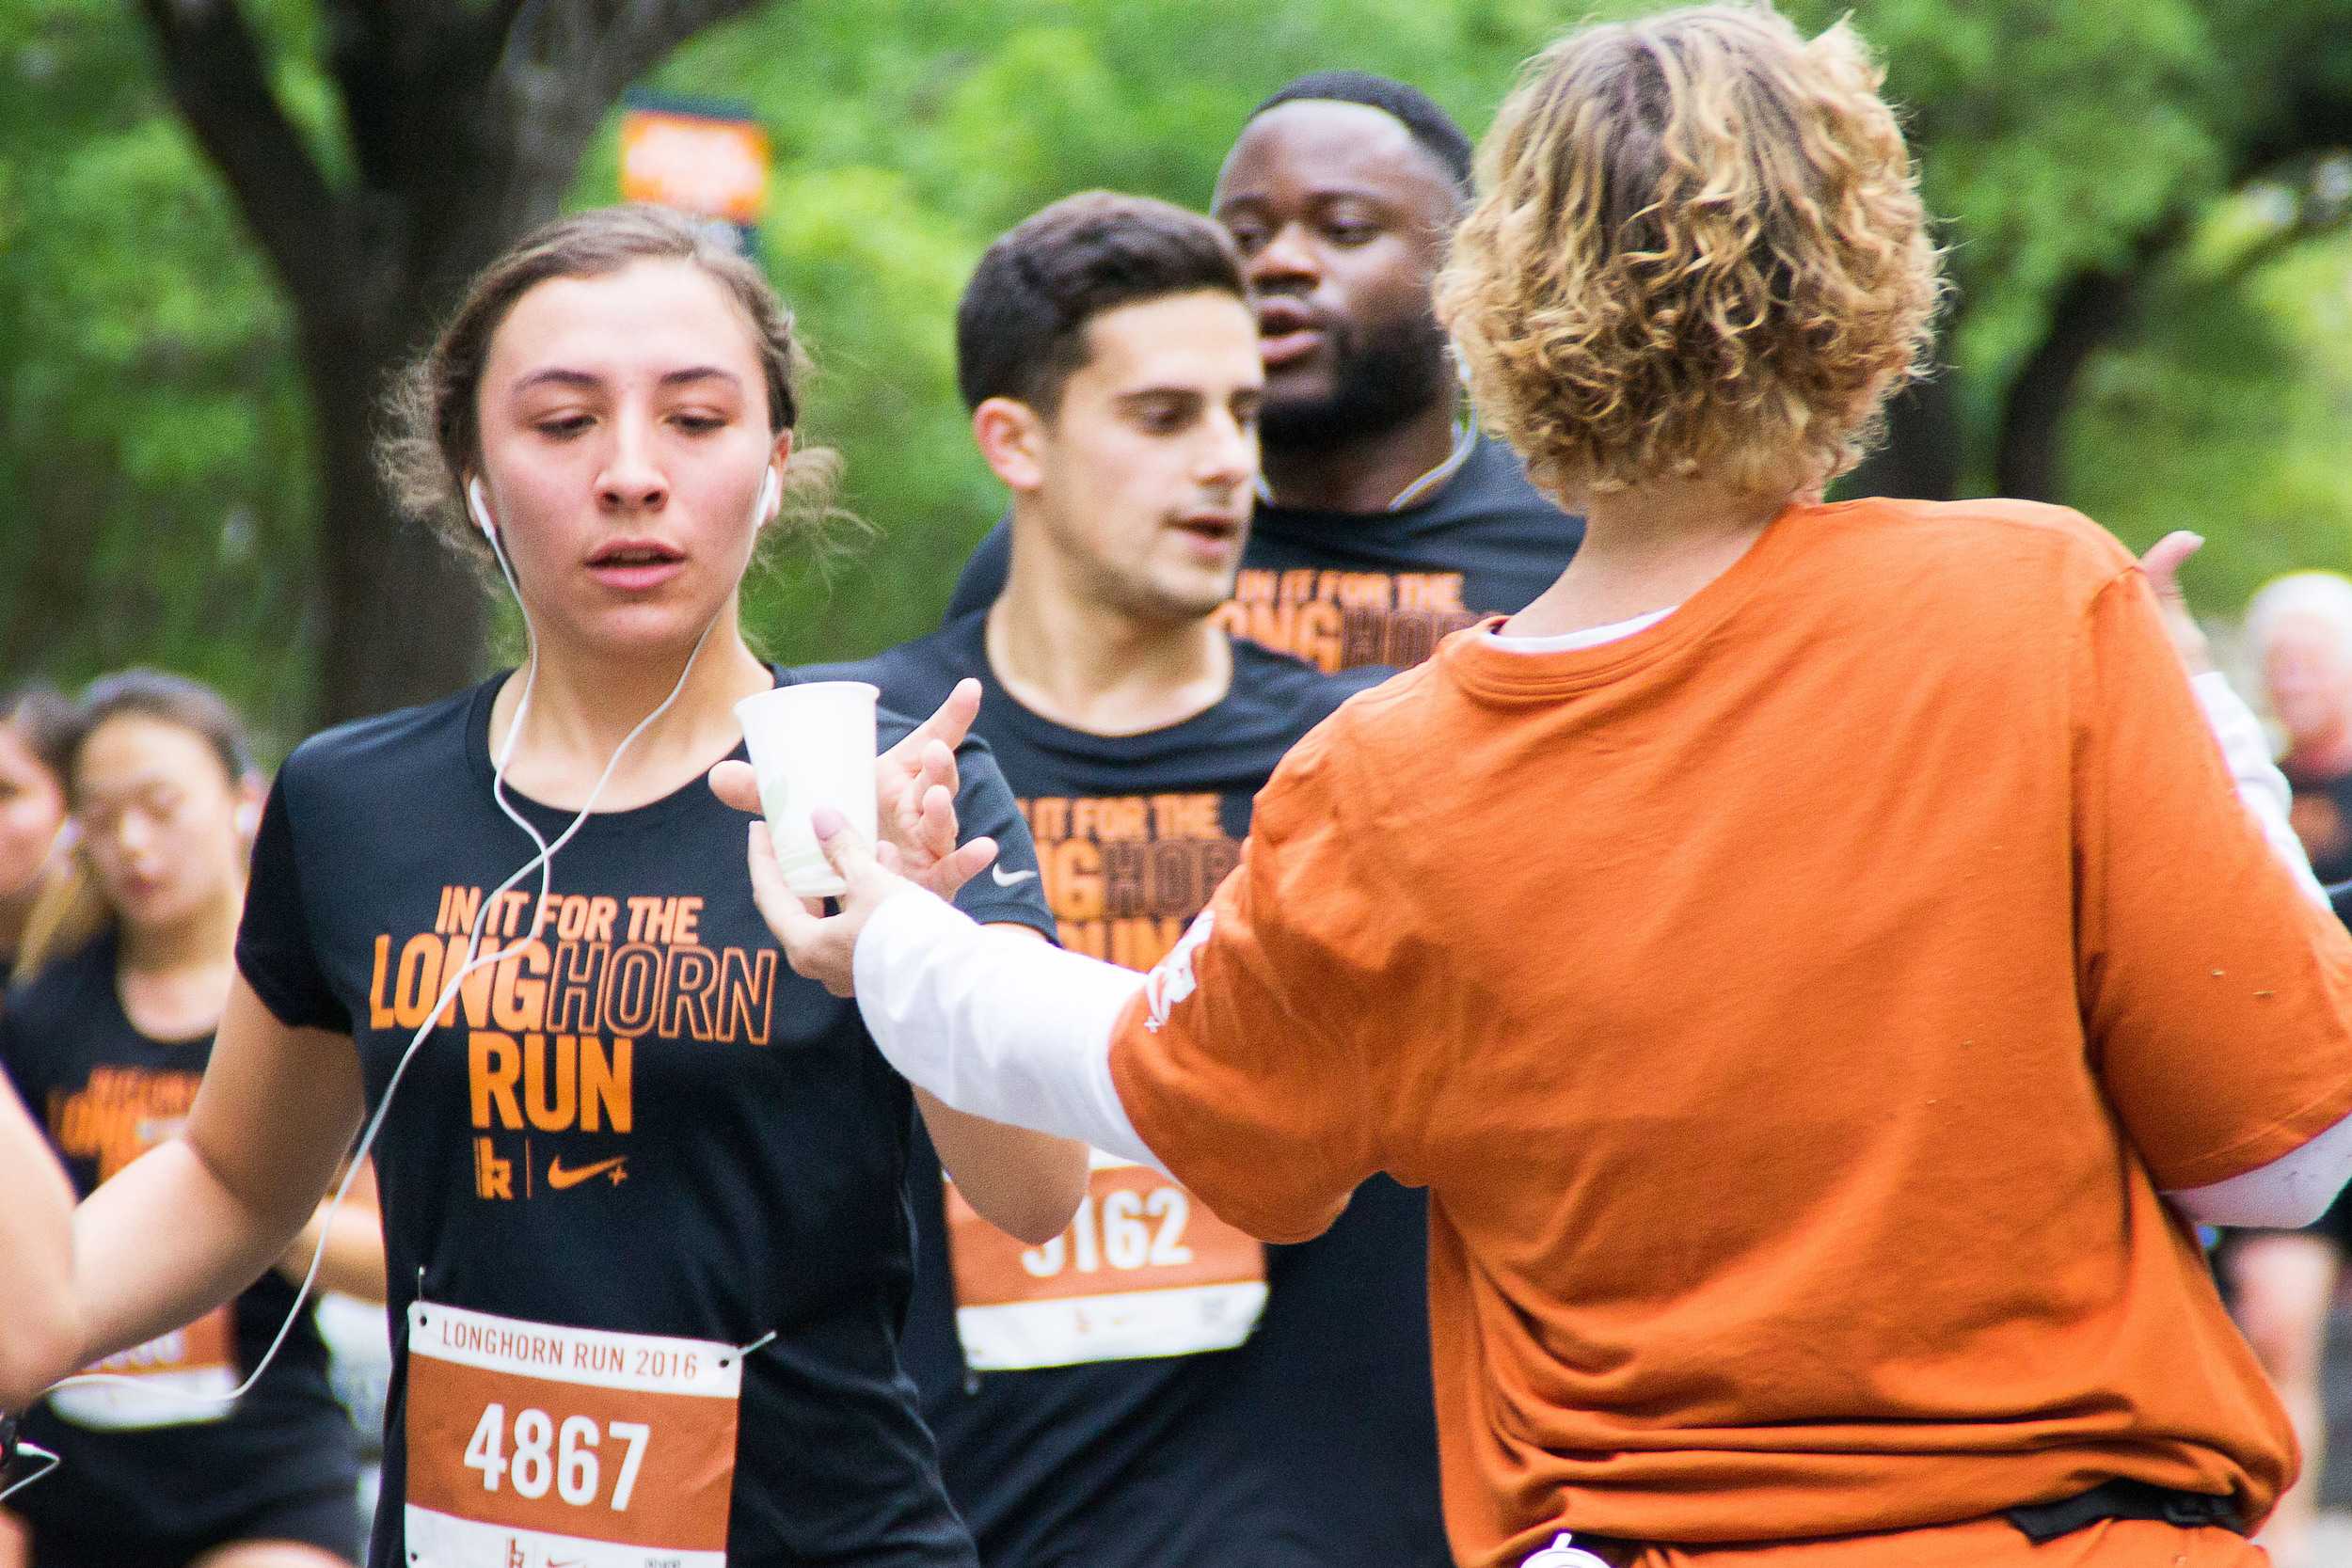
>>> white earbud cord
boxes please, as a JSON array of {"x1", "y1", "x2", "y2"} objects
[{"x1": 29, "y1": 483, "x2": 745, "y2": 1445}]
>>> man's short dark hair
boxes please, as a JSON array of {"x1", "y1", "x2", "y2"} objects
[
  {"x1": 956, "y1": 191, "x2": 1248, "y2": 415},
  {"x1": 1248, "y1": 71, "x2": 1475, "y2": 196}
]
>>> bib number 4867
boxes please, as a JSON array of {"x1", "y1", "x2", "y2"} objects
[
  {"x1": 462, "y1": 1403, "x2": 650, "y2": 1511},
  {"x1": 406, "y1": 1302, "x2": 740, "y2": 1564}
]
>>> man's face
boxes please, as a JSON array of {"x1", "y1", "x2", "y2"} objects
[
  {"x1": 1027, "y1": 291, "x2": 1263, "y2": 622},
  {"x1": 1212, "y1": 101, "x2": 1460, "y2": 449}
]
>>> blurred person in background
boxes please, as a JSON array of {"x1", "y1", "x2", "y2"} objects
[
  {"x1": 800, "y1": 190, "x2": 1443, "y2": 1566},
  {"x1": 1, "y1": 671, "x2": 375, "y2": 1568},
  {"x1": 945, "y1": 71, "x2": 1581, "y2": 671},
  {"x1": 0, "y1": 686, "x2": 75, "y2": 983},
  {"x1": 749, "y1": 7, "x2": 2352, "y2": 1564},
  {"x1": 2218, "y1": 568, "x2": 2352, "y2": 1568}
]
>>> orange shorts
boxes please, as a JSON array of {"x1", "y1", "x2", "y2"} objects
[{"x1": 1613, "y1": 1516, "x2": 2264, "y2": 1567}]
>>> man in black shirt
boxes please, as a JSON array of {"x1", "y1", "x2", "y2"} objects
[
  {"x1": 803, "y1": 192, "x2": 1444, "y2": 1566},
  {"x1": 944, "y1": 72, "x2": 1584, "y2": 670}
]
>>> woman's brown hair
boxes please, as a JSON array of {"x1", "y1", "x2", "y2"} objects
[
  {"x1": 1436, "y1": 3, "x2": 1942, "y2": 503},
  {"x1": 378, "y1": 203, "x2": 845, "y2": 586}
]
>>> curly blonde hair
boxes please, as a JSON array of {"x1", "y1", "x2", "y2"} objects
[
  {"x1": 1436, "y1": 4, "x2": 1942, "y2": 503},
  {"x1": 378, "y1": 204, "x2": 846, "y2": 589}
]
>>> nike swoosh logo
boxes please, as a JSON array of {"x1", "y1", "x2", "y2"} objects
[
  {"x1": 991, "y1": 866, "x2": 1039, "y2": 886},
  {"x1": 547, "y1": 1156, "x2": 628, "y2": 1191}
]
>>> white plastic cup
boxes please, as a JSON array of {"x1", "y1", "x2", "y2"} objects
[{"x1": 734, "y1": 681, "x2": 881, "y2": 899}]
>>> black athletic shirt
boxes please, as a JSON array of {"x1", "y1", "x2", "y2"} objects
[
  {"x1": 232, "y1": 670, "x2": 1054, "y2": 1568},
  {"x1": 802, "y1": 616, "x2": 1452, "y2": 1567},
  {"x1": 1, "y1": 929, "x2": 358, "y2": 1559},
  {"x1": 941, "y1": 431, "x2": 1581, "y2": 671}
]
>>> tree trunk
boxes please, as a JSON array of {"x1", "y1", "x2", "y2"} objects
[
  {"x1": 1992, "y1": 213, "x2": 2189, "y2": 504},
  {"x1": 300, "y1": 168, "x2": 567, "y2": 726},
  {"x1": 305, "y1": 316, "x2": 490, "y2": 726},
  {"x1": 133, "y1": 0, "x2": 774, "y2": 731}
]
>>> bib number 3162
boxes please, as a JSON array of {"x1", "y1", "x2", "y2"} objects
[{"x1": 405, "y1": 1302, "x2": 741, "y2": 1568}]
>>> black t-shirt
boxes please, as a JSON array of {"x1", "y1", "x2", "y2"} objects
[
  {"x1": 941, "y1": 431, "x2": 1581, "y2": 671},
  {"x1": 801, "y1": 618, "x2": 1451, "y2": 1568},
  {"x1": 232, "y1": 670, "x2": 1054, "y2": 1568},
  {"x1": 1, "y1": 929, "x2": 358, "y2": 1557}
]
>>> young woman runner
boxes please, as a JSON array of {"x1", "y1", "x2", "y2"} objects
[{"x1": 8, "y1": 205, "x2": 1084, "y2": 1568}]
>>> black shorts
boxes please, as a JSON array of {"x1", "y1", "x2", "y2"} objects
[{"x1": 27, "y1": 1480, "x2": 359, "y2": 1568}]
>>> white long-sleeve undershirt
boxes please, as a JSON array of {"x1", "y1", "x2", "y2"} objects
[
  {"x1": 851, "y1": 666, "x2": 2352, "y2": 1229},
  {"x1": 855, "y1": 892, "x2": 1156, "y2": 1169}
]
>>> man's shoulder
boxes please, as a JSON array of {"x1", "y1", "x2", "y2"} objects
[
  {"x1": 794, "y1": 620, "x2": 984, "y2": 724},
  {"x1": 1227, "y1": 640, "x2": 1392, "y2": 741},
  {"x1": 1443, "y1": 431, "x2": 1570, "y2": 521}
]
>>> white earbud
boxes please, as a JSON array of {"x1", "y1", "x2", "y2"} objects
[
  {"x1": 754, "y1": 465, "x2": 780, "y2": 527},
  {"x1": 467, "y1": 477, "x2": 496, "y2": 540},
  {"x1": 236, "y1": 800, "x2": 261, "y2": 837}
]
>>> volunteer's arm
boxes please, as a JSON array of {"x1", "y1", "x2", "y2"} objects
[
  {"x1": 2076, "y1": 562, "x2": 2352, "y2": 1227},
  {"x1": 2169, "y1": 1109, "x2": 2352, "y2": 1227},
  {"x1": 0, "y1": 1076, "x2": 76, "y2": 1409},
  {"x1": 2131, "y1": 531, "x2": 2352, "y2": 1224},
  {"x1": 753, "y1": 817, "x2": 1153, "y2": 1165},
  {"x1": 2142, "y1": 531, "x2": 2328, "y2": 907},
  {"x1": 68, "y1": 979, "x2": 363, "y2": 1373}
]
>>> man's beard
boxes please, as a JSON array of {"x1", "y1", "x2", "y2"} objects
[{"x1": 1261, "y1": 307, "x2": 1453, "y2": 451}]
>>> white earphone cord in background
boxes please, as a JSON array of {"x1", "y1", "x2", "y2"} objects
[{"x1": 18, "y1": 471, "x2": 770, "y2": 1487}]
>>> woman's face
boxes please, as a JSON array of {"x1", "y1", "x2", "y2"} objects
[
  {"x1": 73, "y1": 714, "x2": 250, "y2": 936},
  {"x1": 0, "y1": 722, "x2": 67, "y2": 903},
  {"x1": 471, "y1": 258, "x2": 790, "y2": 657}
]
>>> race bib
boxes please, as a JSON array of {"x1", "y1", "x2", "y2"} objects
[
  {"x1": 404, "y1": 1302, "x2": 741, "y2": 1568},
  {"x1": 46, "y1": 1307, "x2": 238, "y2": 1430},
  {"x1": 947, "y1": 1149, "x2": 1267, "y2": 1370}
]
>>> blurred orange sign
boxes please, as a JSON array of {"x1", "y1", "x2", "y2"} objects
[{"x1": 620, "y1": 106, "x2": 770, "y2": 227}]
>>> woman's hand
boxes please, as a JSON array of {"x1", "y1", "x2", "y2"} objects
[
  {"x1": 710, "y1": 678, "x2": 1000, "y2": 901},
  {"x1": 747, "y1": 809, "x2": 914, "y2": 998}
]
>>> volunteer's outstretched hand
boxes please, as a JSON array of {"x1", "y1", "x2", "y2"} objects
[
  {"x1": 708, "y1": 676, "x2": 1000, "y2": 899},
  {"x1": 2138, "y1": 530, "x2": 2215, "y2": 676},
  {"x1": 750, "y1": 809, "x2": 914, "y2": 998}
]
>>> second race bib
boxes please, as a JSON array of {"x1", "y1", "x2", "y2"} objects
[
  {"x1": 947, "y1": 1149, "x2": 1268, "y2": 1370},
  {"x1": 45, "y1": 1307, "x2": 238, "y2": 1431}
]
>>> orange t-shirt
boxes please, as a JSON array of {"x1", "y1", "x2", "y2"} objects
[{"x1": 1107, "y1": 498, "x2": 2352, "y2": 1566}]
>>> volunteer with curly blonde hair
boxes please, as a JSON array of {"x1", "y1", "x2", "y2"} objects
[{"x1": 740, "y1": 7, "x2": 2352, "y2": 1567}]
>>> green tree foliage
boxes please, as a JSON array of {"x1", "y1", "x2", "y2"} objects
[
  {"x1": 1, "y1": 0, "x2": 2346, "y2": 746},
  {"x1": 0, "y1": 0, "x2": 320, "y2": 752}
]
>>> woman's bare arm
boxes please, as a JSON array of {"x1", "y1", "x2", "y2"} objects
[
  {"x1": 0, "y1": 1077, "x2": 76, "y2": 1409},
  {"x1": 914, "y1": 926, "x2": 1089, "y2": 1244},
  {"x1": 69, "y1": 976, "x2": 365, "y2": 1370}
]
